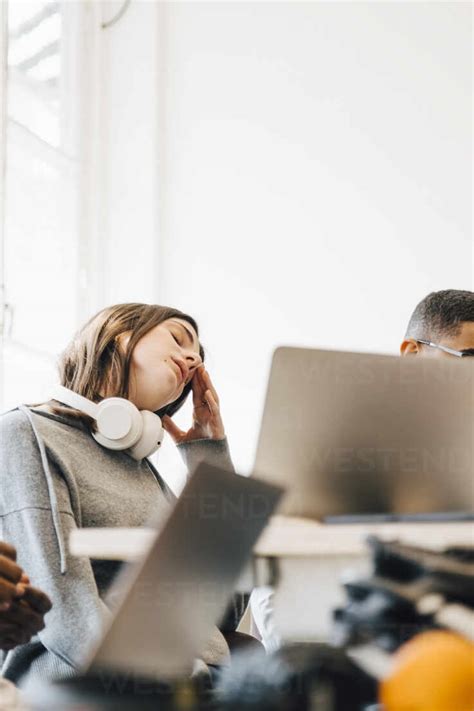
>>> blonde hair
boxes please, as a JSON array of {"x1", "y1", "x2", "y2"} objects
[{"x1": 53, "y1": 303, "x2": 204, "y2": 427}]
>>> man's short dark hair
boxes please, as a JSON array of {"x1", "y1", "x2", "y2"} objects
[{"x1": 405, "y1": 289, "x2": 474, "y2": 340}]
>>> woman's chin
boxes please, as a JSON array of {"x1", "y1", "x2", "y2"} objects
[{"x1": 149, "y1": 390, "x2": 183, "y2": 413}]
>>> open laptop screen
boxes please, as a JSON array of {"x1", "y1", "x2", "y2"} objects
[{"x1": 253, "y1": 347, "x2": 473, "y2": 522}]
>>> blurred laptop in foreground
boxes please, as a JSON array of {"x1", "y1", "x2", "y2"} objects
[
  {"x1": 85, "y1": 462, "x2": 282, "y2": 679},
  {"x1": 28, "y1": 462, "x2": 282, "y2": 709}
]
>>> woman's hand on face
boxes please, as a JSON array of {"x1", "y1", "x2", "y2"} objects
[{"x1": 162, "y1": 367, "x2": 226, "y2": 444}]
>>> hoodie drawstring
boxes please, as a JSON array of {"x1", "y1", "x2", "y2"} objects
[{"x1": 18, "y1": 406, "x2": 68, "y2": 575}]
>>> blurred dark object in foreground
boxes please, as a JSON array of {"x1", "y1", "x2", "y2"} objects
[
  {"x1": 216, "y1": 643, "x2": 377, "y2": 711},
  {"x1": 333, "y1": 537, "x2": 474, "y2": 653},
  {"x1": 29, "y1": 538, "x2": 472, "y2": 710}
]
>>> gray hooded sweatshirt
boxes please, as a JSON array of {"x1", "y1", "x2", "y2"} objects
[{"x1": 0, "y1": 406, "x2": 233, "y2": 688}]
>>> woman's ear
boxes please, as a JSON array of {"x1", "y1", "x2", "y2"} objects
[
  {"x1": 115, "y1": 332, "x2": 132, "y2": 352},
  {"x1": 400, "y1": 338, "x2": 421, "y2": 357}
]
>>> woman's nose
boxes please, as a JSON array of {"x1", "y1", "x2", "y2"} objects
[{"x1": 186, "y1": 351, "x2": 202, "y2": 371}]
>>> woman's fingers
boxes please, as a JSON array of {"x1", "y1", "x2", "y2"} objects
[
  {"x1": 204, "y1": 390, "x2": 225, "y2": 439},
  {"x1": 204, "y1": 389, "x2": 217, "y2": 416},
  {"x1": 191, "y1": 367, "x2": 206, "y2": 406},
  {"x1": 191, "y1": 370, "x2": 211, "y2": 419},
  {"x1": 164, "y1": 367, "x2": 225, "y2": 443},
  {"x1": 193, "y1": 368, "x2": 219, "y2": 410},
  {"x1": 202, "y1": 369, "x2": 220, "y2": 405},
  {"x1": 162, "y1": 415, "x2": 185, "y2": 444}
]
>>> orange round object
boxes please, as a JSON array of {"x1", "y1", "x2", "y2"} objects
[{"x1": 380, "y1": 630, "x2": 474, "y2": 711}]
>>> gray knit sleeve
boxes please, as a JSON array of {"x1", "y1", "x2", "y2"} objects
[
  {"x1": 0, "y1": 410, "x2": 111, "y2": 681},
  {"x1": 176, "y1": 437, "x2": 235, "y2": 476}
]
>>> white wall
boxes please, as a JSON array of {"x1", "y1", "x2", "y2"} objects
[
  {"x1": 88, "y1": 0, "x2": 161, "y2": 307},
  {"x1": 93, "y1": 1, "x2": 472, "y2": 486}
]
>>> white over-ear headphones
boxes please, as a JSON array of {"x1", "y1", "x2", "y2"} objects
[{"x1": 52, "y1": 385, "x2": 164, "y2": 461}]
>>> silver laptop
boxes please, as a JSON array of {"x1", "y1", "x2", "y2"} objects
[
  {"x1": 84, "y1": 463, "x2": 283, "y2": 679},
  {"x1": 253, "y1": 347, "x2": 474, "y2": 521}
]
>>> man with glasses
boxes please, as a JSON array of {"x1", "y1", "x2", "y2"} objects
[
  {"x1": 400, "y1": 289, "x2": 474, "y2": 359},
  {"x1": 250, "y1": 288, "x2": 474, "y2": 652}
]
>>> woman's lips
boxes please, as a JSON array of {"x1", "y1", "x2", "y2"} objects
[{"x1": 171, "y1": 358, "x2": 188, "y2": 385}]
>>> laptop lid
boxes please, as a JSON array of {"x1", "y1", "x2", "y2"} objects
[
  {"x1": 84, "y1": 462, "x2": 283, "y2": 679},
  {"x1": 253, "y1": 347, "x2": 473, "y2": 521}
]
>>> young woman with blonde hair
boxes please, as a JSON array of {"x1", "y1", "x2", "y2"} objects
[{"x1": 0, "y1": 303, "x2": 233, "y2": 688}]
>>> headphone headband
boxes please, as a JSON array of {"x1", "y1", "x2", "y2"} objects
[{"x1": 52, "y1": 385, "x2": 99, "y2": 418}]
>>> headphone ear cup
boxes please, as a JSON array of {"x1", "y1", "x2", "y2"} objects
[
  {"x1": 127, "y1": 411, "x2": 164, "y2": 461},
  {"x1": 92, "y1": 398, "x2": 143, "y2": 451}
]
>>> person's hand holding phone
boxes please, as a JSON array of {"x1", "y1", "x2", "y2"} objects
[{"x1": 162, "y1": 366, "x2": 226, "y2": 444}]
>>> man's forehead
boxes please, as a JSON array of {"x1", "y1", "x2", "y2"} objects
[{"x1": 446, "y1": 321, "x2": 474, "y2": 347}]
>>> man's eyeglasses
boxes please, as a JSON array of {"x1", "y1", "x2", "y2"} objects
[{"x1": 416, "y1": 340, "x2": 474, "y2": 358}]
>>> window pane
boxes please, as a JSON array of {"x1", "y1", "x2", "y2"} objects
[
  {"x1": 7, "y1": 1, "x2": 61, "y2": 147},
  {"x1": 1, "y1": 1, "x2": 79, "y2": 411},
  {"x1": 4, "y1": 122, "x2": 78, "y2": 354}
]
